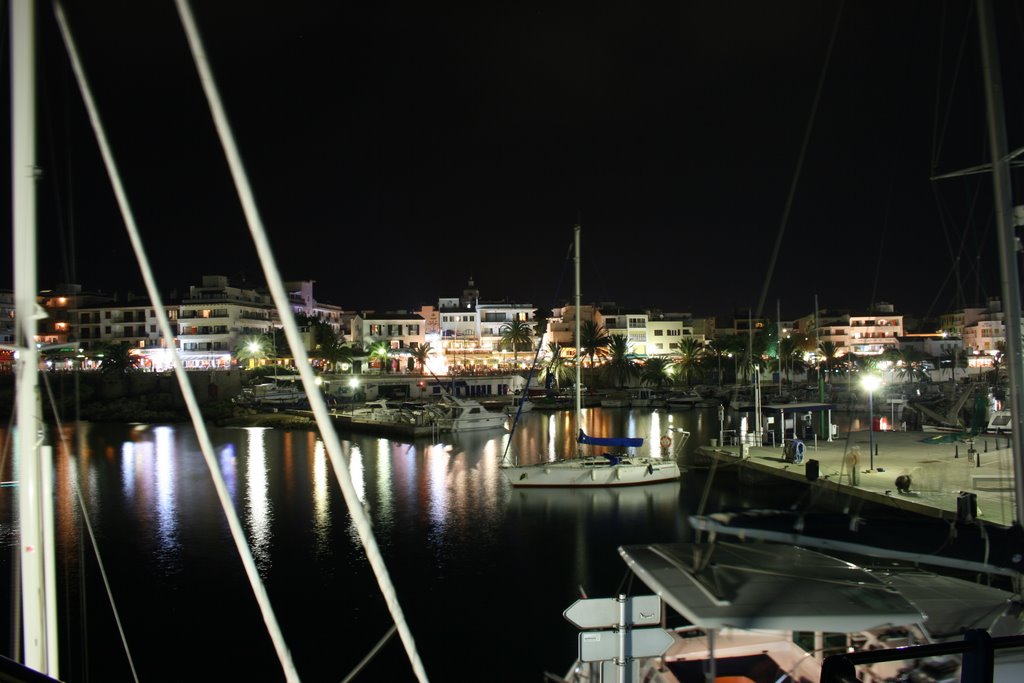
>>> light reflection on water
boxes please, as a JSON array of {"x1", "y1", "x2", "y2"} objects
[{"x1": 1, "y1": 407, "x2": 732, "y2": 681}]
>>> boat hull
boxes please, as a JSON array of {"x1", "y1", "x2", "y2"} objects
[{"x1": 501, "y1": 458, "x2": 680, "y2": 487}]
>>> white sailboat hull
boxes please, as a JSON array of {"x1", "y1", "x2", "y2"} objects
[{"x1": 501, "y1": 458, "x2": 680, "y2": 487}]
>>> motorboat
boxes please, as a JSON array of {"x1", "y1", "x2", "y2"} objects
[
  {"x1": 599, "y1": 391, "x2": 631, "y2": 408},
  {"x1": 504, "y1": 395, "x2": 534, "y2": 417},
  {"x1": 429, "y1": 394, "x2": 508, "y2": 431},
  {"x1": 630, "y1": 388, "x2": 665, "y2": 408}
]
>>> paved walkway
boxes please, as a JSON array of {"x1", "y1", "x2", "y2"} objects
[{"x1": 701, "y1": 429, "x2": 1019, "y2": 528}]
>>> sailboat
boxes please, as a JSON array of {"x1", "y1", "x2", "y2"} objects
[{"x1": 499, "y1": 226, "x2": 681, "y2": 488}]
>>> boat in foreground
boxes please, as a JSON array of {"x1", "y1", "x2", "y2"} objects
[{"x1": 563, "y1": 541, "x2": 1024, "y2": 682}]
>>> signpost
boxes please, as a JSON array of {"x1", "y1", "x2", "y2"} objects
[
  {"x1": 563, "y1": 595, "x2": 661, "y2": 629},
  {"x1": 564, "y1": 595, "x2": 673, "y2": 683},
  {"x1": 578, "y1": 627, "x2": 674, "y2": 662}
]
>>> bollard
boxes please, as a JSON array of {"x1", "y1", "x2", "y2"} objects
[
  {"x1": 985, "y1": 440, "x2": 989, "y2": 453},
  {"x1": 955, "y1": 444, "x2": 959, "y2": 459}
]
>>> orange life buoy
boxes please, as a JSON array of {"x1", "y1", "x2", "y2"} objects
[{"x1": 660, "y1": 435, "x2": 671, "y2": 448}]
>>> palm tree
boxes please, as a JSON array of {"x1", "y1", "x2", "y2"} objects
[
  {"x1": 369, "y1": 341, "x2": 391, "y2": 373},
  {"x1": 817, "y1": 341, "x2": 838, "y2": 383},
  {"x1": 703, "y1": 338, "x2": 726, "y2": 386},
  {"x1": 97, "y1": 341, "x2": 139, "y2": 374},
  {"x1": 537, "y1": 341, "x2": 572, "y2": 391},
  {"x1": 579, "y1": 320, "x2": 610, "y2": 367},
  {"x1": 640, "y1": 356, "x2": 672, "y2": 389},
  {"x1": 671, "y1": 337, "x2": 705, "y2": 387},
  {"x1": 939, "y1": 344, "x2": 966, "y2": 381},
  {"x1": 235, "y1": 334, "x2": 270, "y2": 369},
  {"x1": 601, "y1": 334, "x2": 637, "y2": 388},
  {"x1": 411, "y1": 343, "x2": 434, "y2": 373},
  {"x1": 321, "y1": 338, "x2": 356, "y2": 373},
  {"x1": 885, "y1": 348, "x2": 927, "y2": 384},
  {"x1": 777, "y1": 336, "x2": 806, "y2": 384},
  {"x1": 498, "y1": 319, "x2": 535, "y2": 367}
]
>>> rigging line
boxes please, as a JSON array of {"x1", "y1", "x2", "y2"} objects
[
  {"x1": 38, "y1": 371, "x2": 140, "y2": 683},
  {"x1": 755, "y1": 0, "x2": 844, "y2": 321},
  {"x1": 931, "y1": 1, "x2": 974, "y2": 171},
  {"x1": 339, "y1": 625, "x2": 397, "y2": 683},
  {"x1": 51, "y1": 4, "x2": 303, "y2": 681},
  {"x1": 172, "y1": 2, "x2": 429, "y2": 681},
  {"x1": 500, "y1": 234, "x2": 574, "y2": 465}
]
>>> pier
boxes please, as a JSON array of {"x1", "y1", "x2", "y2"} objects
[{"x1": 697, "y1": 429, "x2": 1018, "y2": 528}]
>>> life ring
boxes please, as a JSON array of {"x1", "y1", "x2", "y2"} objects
[{"x1": 660, "y1": 435, "x2": 671, "y2": 448}]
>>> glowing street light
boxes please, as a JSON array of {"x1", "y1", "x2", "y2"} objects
[{"x1": 861, "y1": 373, "x2": 882, "y2": 470}]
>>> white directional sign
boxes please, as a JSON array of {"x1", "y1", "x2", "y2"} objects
[
  {"x1": 578, "y1": 628, "x2": 674, "y2": 662},
  {"x1": 563, "y1": 595, "x2": 661, "y2": 629}
]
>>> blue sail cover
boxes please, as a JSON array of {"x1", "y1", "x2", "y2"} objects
[{"x1": 577, "y1": 429, "x2": 644, "y2": 448}]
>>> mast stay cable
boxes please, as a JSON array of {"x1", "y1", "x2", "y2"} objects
[
  {"x1": 52, "y1": 3, "x2": 303, "y2": 680},
  {"x1": 173, "y1": 1, "x2": 430, "y2": 680}
]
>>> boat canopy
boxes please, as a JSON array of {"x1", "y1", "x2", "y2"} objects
[
  {"x1": 618, "y1": 542, "x2": 923, "y2": 632},
  {"x1": 577, "y1": 429, "x2": 643, "y2": 448}
]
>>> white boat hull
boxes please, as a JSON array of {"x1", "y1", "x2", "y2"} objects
[{"x1": 501, "y1": 458, "x2": 680, "y2": 487}]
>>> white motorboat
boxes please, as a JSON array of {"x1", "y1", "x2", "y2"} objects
[
  {"x1": 429, "y1": 394, "x2": 508, "y2": 431},
  {"x1": 630, "y1": 388, "x2": 665, "y2": 408},
  {"x1": 599, "y1": 391, "x2": 631, "y2": 408},
  {"x1": 503, "y1": 395, "x2": 534, "y2": 417}
]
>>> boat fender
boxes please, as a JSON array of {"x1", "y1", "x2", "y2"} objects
[
  {"x1": 660, "y1": 436, "x2": 671, "y2": 448},
  {"x1": 647, "y1": 463, "x2": 654, "y2": 475}
]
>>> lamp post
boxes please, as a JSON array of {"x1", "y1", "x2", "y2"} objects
[{"x1": 861, "y1": 374, "x2": 882, "y2": 471}]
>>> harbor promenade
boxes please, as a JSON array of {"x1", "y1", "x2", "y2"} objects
[{"x1": 698, "y1": 428, "x2": 1018, "y2": 528}]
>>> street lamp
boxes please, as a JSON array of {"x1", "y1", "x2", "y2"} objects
[{"x1": 861, "y1": 373, "x2": 882, "y2": 470}]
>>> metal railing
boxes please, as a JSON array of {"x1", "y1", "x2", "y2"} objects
[{"x1": 821, "y1": 630, "x2": 1024, "y2": 683}]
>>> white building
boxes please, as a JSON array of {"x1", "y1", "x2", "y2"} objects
[
  {"x1": 72, "y1": 300, "x2": 179, "y2": 370},
  {"x1": 177, "y1": 275, "x2": 274, "y2": 369},
  {"x1": 351, "y1": 311, "x2": 426, "y2": 371}
]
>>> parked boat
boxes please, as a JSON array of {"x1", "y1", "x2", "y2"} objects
[
  {"x1": 665, "y1": 389, "x2": 702, "y2": 410},
  {"x1": 503, "y1": 394, "x2": 534, "y2": 417},
  {"x1": 599, "y1": 391, "x2": 631, "y2": 408},
  {"x1": 235, "y1": 374, "x2": 307, "y2": 406},
  {"x1": 500, "y1": 226, "x2": 681, "y2": 488},
  {"x1": 630, "y1": 388, "x2": 665, "y2": 408},
  {"x1": 428, "y1": 394, "x2": 508, "y2": 431},
  {"x1": 988, "y1": 409, "x2": 1013, "y2": 434}
]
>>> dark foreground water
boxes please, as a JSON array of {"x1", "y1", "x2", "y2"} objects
[{"x1": 1, "y1": 406, "x2": 862, "y2": 682}]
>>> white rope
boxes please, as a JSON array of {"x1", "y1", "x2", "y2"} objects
[
  {"x1": 173, "y1": 2, "x2": 430, "y2": 680},
  {"x1": 52, "y1": 4, "x2": 301, "y2": 680}
]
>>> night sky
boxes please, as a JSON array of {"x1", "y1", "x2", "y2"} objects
[{"x1": 7, "y1": 1, "x2": 1024, "y2": 321}]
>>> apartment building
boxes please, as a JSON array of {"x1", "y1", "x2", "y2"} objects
[
  {"x1": 350, "y1": 311, "x2": 426, "y2": 371},
  {"x1": 177, "y1": 275, "x2": 274, "y2": 369}
]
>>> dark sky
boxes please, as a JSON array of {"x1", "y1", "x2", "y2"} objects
[{"x1": 8, "y1": 1, "x2": 1024, "y2": 321}]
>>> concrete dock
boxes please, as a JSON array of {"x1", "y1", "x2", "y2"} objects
[{"x1": 697, "y1": 429, "x2": 1018, "y2": 528}]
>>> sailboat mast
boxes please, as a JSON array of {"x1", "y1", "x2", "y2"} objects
[
  {"x1": 12, "y1": 0, "x2": 58, "y2": 674},
  {"x1": 976, "y1": 0, "x2": 1024, "y2": 524},
  {"x1": 574, "y1": 225, "x2": 582, "y2": 428}
]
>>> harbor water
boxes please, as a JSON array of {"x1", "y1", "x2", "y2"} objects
[{"x1": 2, "y1": 406, "x2": 883, "y2": 682}]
